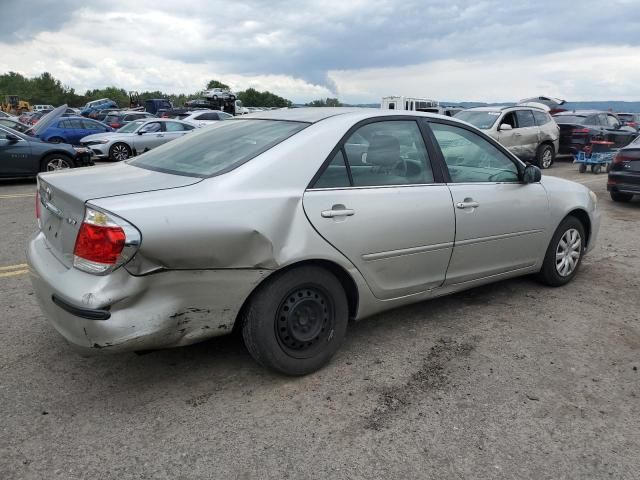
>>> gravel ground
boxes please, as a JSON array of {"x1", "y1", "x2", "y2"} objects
[{"x1": 0, "y1": 161, "x2": 638, "y2": 479}]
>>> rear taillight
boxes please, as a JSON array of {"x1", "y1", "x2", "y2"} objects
[
  {"x1": 572, "y1": 128, "x2": 590, "y2": 135},
  {"x1": 73, "y1": 207, "x2": 140, "y2": 275}
]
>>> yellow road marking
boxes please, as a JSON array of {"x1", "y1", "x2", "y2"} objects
[
  {"x1": 0, "y1": 193, "x2": 35, "y2": 199},
  {"x1": 0, "y1": 263, "x2": 28, "y2": 271},
  {"x1": 0, "y1": 268, "x2": 29, "y2": 278}
]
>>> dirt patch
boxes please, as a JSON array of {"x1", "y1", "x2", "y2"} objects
[{"x1": 365, "y1": 337, "x2": 475, "y2": 430}]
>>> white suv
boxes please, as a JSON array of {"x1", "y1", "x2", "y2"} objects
[
  {"x1": 455, "y1": 106, "x2": 560, "y2": 168},
  {"x1": 33, "y1": 104, "x2": 55, "y2": 112}
]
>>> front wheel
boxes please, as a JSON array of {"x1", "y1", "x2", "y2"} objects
[
  {"x1": 242, "y1": 266, "x2": 349, "y2": 376},
  {"x1": 537, "y1": 144, "x2": 554, "y2": 169},
  {"x1": 40, "y1": 154, "x2": 74, "y2": 172},
  {"x1": 537, "y1": 216, "x2": 585, "y2": 287},
  {"x1": 109, "y1": 142, "x2": 132, "y2": 161}
]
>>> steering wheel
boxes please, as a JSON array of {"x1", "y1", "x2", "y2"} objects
[{"x1": 393, "y1": 158, "x2": 408, "y2": 177}]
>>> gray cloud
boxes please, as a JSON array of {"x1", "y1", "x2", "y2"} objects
[{"x1": 2, "y1": 0, "x2": 640, "y2": 97}]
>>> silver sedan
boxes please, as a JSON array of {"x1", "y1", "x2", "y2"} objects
[
  {"x1": 80, "y1": 118, "x2": 196, "y2": 161},
  {"x1": 28, "y1": 108, "x2": 600, "y2": 375}
]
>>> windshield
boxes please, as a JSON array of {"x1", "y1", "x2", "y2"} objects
[
  {"x1": 553, "y1": 115, "x2": 586, "y2": 124},
  {"x1": 454, "y1": 111, "x2": 501, "y2": 129},
  {"x1": 118, "y1": 120, "x2": 146, "y2": 133},
  {"x1": 130, "y1": 119, "x2": 307, "y2": 177}
]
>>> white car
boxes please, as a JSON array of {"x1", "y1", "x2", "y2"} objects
[
  {"x1": 80, "y1": 118, "x2": 195, "y2": 161},
  {"x1": 182, "y1": 110, "x2": 233, "y2": 128},
  {"x1": 202, "y1": 88, "x2": 236, "y2": 102},
  {"x1": 33, "y1": 104, "x2": 55, "y2": 112}
]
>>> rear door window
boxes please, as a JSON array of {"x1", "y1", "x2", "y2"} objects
[
  {"x1": 532, "y1": 110, "x2": 551, "y2": 125},
  {"x1": 515, "y1": 110, "x2": 536, "y2": 128}
]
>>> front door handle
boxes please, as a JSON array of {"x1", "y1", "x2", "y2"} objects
[
  {"x1": 321, "y1": 206, "x2": 355, "y2": 218},
  {"x1": 456, "y1": 200, "x2": 479, "y2": 209}
]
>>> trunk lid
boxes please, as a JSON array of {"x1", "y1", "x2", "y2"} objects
[{"x1": 37, "y1": 163, "x2": 201, "y2": 267}]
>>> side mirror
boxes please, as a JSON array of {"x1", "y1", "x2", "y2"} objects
[
  {"x1": 6, "y1": 133, "x2": 19, "y2": 143},
  {"x1": 499, "y1": 124, "x2": 513, "y2": 131},
  {"x1": 523, "y1": 164, "x2": 542, "y2": 183},
  {"x1": 137, "y1": 129, "x2": 146, "y2": 135}
]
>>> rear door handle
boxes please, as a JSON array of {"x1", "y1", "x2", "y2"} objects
[
  {"x1": 456, "y1": 201, "x2": 479, "y2": 209},
  {"x1": 321, "y1": 207, "x2": 355, "y2": 218}
]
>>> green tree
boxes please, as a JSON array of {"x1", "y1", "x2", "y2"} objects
[
  {"x1": 305, "y1": 98, "x2": 342, "y2": 107},
  {"x1": 206, "y1": 79, "x2": 230, "y2": 90},
  {"x1": 237, "y1": 88, "x2": 292, "y2": 108}
]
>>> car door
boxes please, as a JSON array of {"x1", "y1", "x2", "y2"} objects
[
  {"x1": 134, "y1": 121, "x2": 165, "y2": 151},
  {"x1": 493, "y1": 111, "x2": 520, "y2": 156},
  {"x1": 303, "y1": 119, "x2": 455, "y2": 300},
  {"x1": 514, "y1": 110, "x2": 540, "y2": 161},
  {"x1": 426, "y1": 120, "x2": 549, "y2": 285},
  {"x1": 163, "y1": 121, "x2": 194, "y2": 143},
  {"x1": 0, "y1": 128, "x2": 34, "y2": 175}
]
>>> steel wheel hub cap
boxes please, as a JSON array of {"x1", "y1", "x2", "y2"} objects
[
  {"x1": 542, "y1": 150, "x2": 552, "y2": 167},
  {"x1": 276, "y1": 287, "x2": 333, "y2": 355},
  {"x1": 556, "y1": 228, "x2": 581, "y2": 277}
]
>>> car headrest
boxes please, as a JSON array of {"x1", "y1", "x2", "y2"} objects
[{"x1": 366, "y1": 135, "x2": 400, "y2": 168}]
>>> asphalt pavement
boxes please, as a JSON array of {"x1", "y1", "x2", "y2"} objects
[{"x1": 1, "y1": 161, "x2": 638, "y2": 479}]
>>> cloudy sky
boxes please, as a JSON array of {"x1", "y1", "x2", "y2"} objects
[{"x1": 2, "y1": 0, "x2": 640, "y2": 103}]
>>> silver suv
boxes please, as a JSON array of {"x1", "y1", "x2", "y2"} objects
[{"x1": 455, "y1": 106, "x2": 560, "y2": 168}]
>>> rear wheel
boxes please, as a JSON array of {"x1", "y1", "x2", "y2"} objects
[
  {"x1": 537, "y1": 216, "x2": 585, "y2": 287},
  {"x1": 241, "y1": 266, "x2": 349, "y2": 376},
  {"x1": 537, "y1": 143, "x2": 554, "y2": 169},
  {"x1": 578, "y1": 163, "x2": 587, "y2": 173},
  {"x1": 610, "y1": 191, "x2": 633, "y2": 202},
  {"x1": 109, "y1": 142, "x2": 132, "y2": 161},
  {"x1": 40, "y1": 154, "x2": 74, "y2": 172},
  {"x1": 592, "y1": 164, "x2": 602, "y2": 174}
]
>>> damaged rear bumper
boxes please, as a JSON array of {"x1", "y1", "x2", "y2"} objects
[{"x1": 27, "y1": 231, "x2": 271, "y2": 353}]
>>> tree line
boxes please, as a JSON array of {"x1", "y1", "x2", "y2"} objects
[{"x1": 0, "y1": 72, "x2": 342, "y2": 109}]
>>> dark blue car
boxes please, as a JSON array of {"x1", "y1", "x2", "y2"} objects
[{"x1": 35, "y1": 116, "x2": 113, "y2": 145}]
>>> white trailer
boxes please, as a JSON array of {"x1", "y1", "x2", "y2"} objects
[{"x1": 381, "y1": 96, "x2": 438, "y2": 112}]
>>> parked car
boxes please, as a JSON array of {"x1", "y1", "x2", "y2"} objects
[
  {"x1": 32, "y1": 112, "x2": 113, "y2": 145},
  {"x1": 144, "y1": 99, "x2": 172, "y2": 115},
  {"x1": 158, "y1": 108, "x2": 194, "y2": 120},
  {"x1": 20, "y1": 110, "x2": 52, "y2": 125},
  {"x1": 203, "y1": 88, "x2": 236, "y2": 102},
  {"x1": 102, "y1": 111, "x2": 156, "y2": 130},
  {"x1": 182, "y1": 109, "x2": 233, "y2": 127},
  {"x1": 81, "y1": 98, "x2": 118, "y2": 118},
  {"x1": 553, "y1": 110, "x2": 637, "y2": 154},
  {"x1": 607, "y1": 135, "x2": 640, "y2": 202},
  {"x1": 80, "y1": 118, "x2": 195, "y2": 161},
  {"x1": 0, "y1": 124, "x2": 92, "y2": 177},
  {"x1": 28, "y1": 108, "x2": 600, "y2": 375},
  {"x1": 92, "y1": 109, "x2": 120, "y2": 122},
  {"x1": 0, "y1": 117, "x2": 31, "y2": 133},
  {"x1": 617, "y1": 113, "x2": 640, "y2": 132},
  {"x1": 33, "y1": 104, "x2": 55, "y2": 112},
  {"x1": 518, "y1": 96, "x2": 566, "y2": 114},
  {"x1": 455, "y1": 106, "x2": 560, "y2": 168}
]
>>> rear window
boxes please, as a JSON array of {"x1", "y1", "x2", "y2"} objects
[
  {"x1": 618, "y1": 114, "x2": 634, "y2": 121},
  {"x1": 553, "y1": 115, "x2": 586, "y2": 124},
  {"x1": 129, "y1": 120, "x2": 307, "y2": 177}
]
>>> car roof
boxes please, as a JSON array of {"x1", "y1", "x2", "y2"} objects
[
  {"x1": 240, "y1": 107, "x2": 380, "y2": 123},
  {"x1": 554, "y1": 110, "x2": 612, "y2": 116}
]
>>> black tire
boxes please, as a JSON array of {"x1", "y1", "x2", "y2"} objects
[
  {"x1": 241, "y1": 266, "x2": 349, "y2": 376},
  {"x1": 610, "y1": 191, "x2": 633, "y2": 202},
  {"x1": 592, "y1": 164, "x2": 602, "y2": 174},
  {"x1": 537, "y1": 216, "x2": 586, "y2": 287},
  {"x1": 536, "y1": 143, "x2": 554, "y2": 169},
  {"x1": 109, "y1": 142, "x2": 132, "y2": 162},
  {"x1": 40, "y1": 153, "x2": 74, "y2": 172},
  {"x1": 578, "y1": 163, "x2": 587, "y2": 173},
  {"x1": 48, "y1": 136, "x2": 65, "y2": 144}
]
